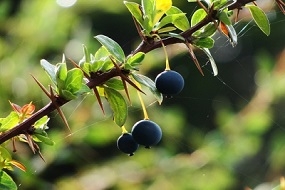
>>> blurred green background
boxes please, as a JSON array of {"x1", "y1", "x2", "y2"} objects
[{"x1": 1, "y1": 0, "x2": 285, "y2": 189}]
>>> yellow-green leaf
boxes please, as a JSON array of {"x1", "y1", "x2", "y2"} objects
[
  {"x1": 0, "y1": 171, "x2": 17, "y2": 190},
  {"x1": 104, "y1": 87, "x2": 128, "y2": 127},
  {"x1": 153, "y1": 0, "x2": 172, "y2": 24},
  {"x1": 94, "y1": 35, "x2": 125, "y2": 63},
  {"x1": 246, "y1": 5, "x2": 270, "y2": 36}
]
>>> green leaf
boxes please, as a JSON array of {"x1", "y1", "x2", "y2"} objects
[
  {"x1": 155, "y1": 13, "x2": 186, "y2": 31},
  {"x1": 94, "y1": 46, "x2": 109, "y2": 61},
  {"x1": 166, "y1": 6, "x2": 190, "y2": 31},
  {"x1": 104, "y1": 87, "x2": 128, "y2": 127},
  {"x1": 124, "y1": 1, "x2": 144, "y2": 28},
  {"x1": 193, "y1": 23, "x2": 217, "y2": 38},
  {"x1": 40, "y1": 59, "x2": 57, "y2": 85},
  {"x1": 142, "y1": 0, "x2": 155, "y2": 21},
  {"x1": 105, "y1": 78, "x2": 125, "y2": 90},
  {"x1": 193, "y1": 37, "x2": 215, "y2": 48},
  {"x1": 0, "y1": 146, "x2": 12, "y2": 161},
  {"x1": 191, "y1": 8, "x2": 207, "y2": 27},
  {"x1": 127, "y1": 52, "x2": 145, "y2": 65},
  {"x1": 218, "y1": 11, "x2": 231, "y2": 25},
  {"x1": 83, "y1": 44, "x2": 90, "y2": 63},
  {"x1": 75, "y1": 84, "x2": 91, "y2": 96},
  {"x1": 56, "y1": 63, "x2": 67, "y2": 90},
  {"x1": 99, "y1": 60, "x2": 113, "y2": 72},
  {"x1": 132, "y1": 73, "x2": 163, "y2": 104},
  {"x1": 246, "y1": 5, "x2": 270, "y2": 36},
  {"x1": 200, "y1": 48, "x2": 218, "y2": 76},
  {"x1": 94, "y1": 35, "x2": 125, "y2": 63},
  {"x1": 34, "y1": 133, "x2": 55, "y2": 146},
  {"x1": 79, "y1": 61, "x2": 91, "y2": 75},
  {"x1": 33, "y1": 116, "x2": 49, "y2": 130},
  {"x1": 65, "y1": 68, "x2": 84, "y2": 93},
  {"x1": 90, "y1": 60, "x2": 104, "y2": 72},
  {"x1": 60, "y1": 89, "x2": 77, "y2": 100},
  {"x1": 158, "y1": 26, "x2": 176, "y2": 34},
  {"x1": 0, "y1": 112, "x2": 19, "y2": 132},
  {"x1": 0, "y1": 171, "x2": 17, "y2": 190}
]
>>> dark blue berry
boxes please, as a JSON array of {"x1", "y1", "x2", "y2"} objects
[
  {"x1": 117, "y1": 133, "x2": 139, "y2": 156},
  {"x1": 131, "y1": 120, "x2": 162, "y2": 148},
  {"x1": 155, "y1": 70, "x2": 184, "y2": 96}
]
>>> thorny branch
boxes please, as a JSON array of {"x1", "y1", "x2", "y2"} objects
[{"x1": 0, "y1": 0, "x2": 268, "y2": 144}]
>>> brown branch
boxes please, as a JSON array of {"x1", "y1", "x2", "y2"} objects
[{"x1": 0, "y1": 0, "x2": 256, "y2": 144}]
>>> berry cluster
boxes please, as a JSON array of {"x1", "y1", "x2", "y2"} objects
[
  {"x1": 117, "y1": 40, "x2": 184, "y2": 156},
  {"x1": 117, "y1": 120, "x2": 162, "y2": 156}
]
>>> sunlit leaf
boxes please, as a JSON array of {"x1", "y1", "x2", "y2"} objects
[
  {"x1": 33, "y1": 116, "x2": 49, "y2": 130},
  {"x1": 105, "y1": 78, "x2": 125, "y2": 90},
  {"x1": 61, "y1": 89, "x2": 77, "y2": 100},
  {"x1": 166, "y1": 6, "x2": 190, "y2": 31},
  {"x1": 158, "y1": 26, "x2": 176, "y2": 34},
  {"x1": 0, "y1": 146, "x2": 12, "y2": 161},
  {"x1": 153, "y1": 0, "x2": 172, "y2": 24},
  {"x1": 132, "y1": 73, "x2": 163, "y2": 104},
  {"x1": 65, "y1": 68, "x2": 84, "y2": 93},
  {"x1": 90, "y1": 60, "x2": 104, "y2": 73},
  {"x1": 193, "y1": 23, "x2": 217, "y2": 38},
  {"x1": 99, "y1": 60, "x2": 113, "y2": 71},
  {"x1": 95, "y1": 46, "x2": 110, "y2": 61},
  {"x1": 0, "y1": 112, "x2": 19, "y2": 132},
  {"x1": 155, "y1": 13, "x2": 186, "y2": 31},
  {"x1": 40, "y1": 59, "x2": 57, "y2": 85},
  {"x1": 34, "y1": 133, "x2": 55, "y2": 146},
  {"x1": 56, "y1": 63, "x2": 67, "y2": 90},
  {"x1": 193, "y1": 37, "x2": 215, "y2": 48},
  {"x1": 246, "y1": 5, "x2": 270, "y2": 36},
  {"x1": 218, "y1": 11, "x2": 231, "y2": 25},
  {"x1": 0, "y1": 171, "x2": 17, "y2": 190},
  {"x1": 94, "y1": 35, "x2": 125, "y2": 63},
  {"x1": 104, "y1": 87, "x2": 128, "y2": 127},
  {"x1": 191, "y1": 8, "x2": 207, "y2": 27},
  {"x1": 124, "y1": 1, "x2": 144, "y2": 28},
  {"x1": 83, "y1": 44, "x2": 90, "y2": 63},
  {"x1": 76, "y1": 84, "x2": 91, "y2": 96},
  {"x1": 127, "y1": 52, "x2": 145, "y2": 65}
]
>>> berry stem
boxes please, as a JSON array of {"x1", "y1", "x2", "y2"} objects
[
  {"x1": 121, "y1": 125, "x2": 128, "y2": 134},
  {"x1": 152, "y1": 34, "x2": 171, "y2": 71},
  {"x1": 134, "y1": 81, "x2": 149, "y2": 120}
]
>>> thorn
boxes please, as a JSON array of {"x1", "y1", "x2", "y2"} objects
[
  {"x1": 25, "y1": 133, "x2": 36, "y2": 154},
  {"x1": 32, "y1": 74, "x2": 71, "y2": 133},
  {"x1": 68, "y1": 58, "x2": 90, "y2": 79},
  {"x1": 185, "y1": 41, "x2": 204, "y2": 76},
  {"x1": 197, "y1": 0, "x2": 209, "y2": 13},
  {"x1": 49, "y1": 86, "x2": 71, "y2": 133},
  {"x1": 31, "y1": 75, "x2": 52, "y2": 99},
  {"x1": 33, "y1": 142, "x2": 46, "y2": 162},
  {"x1": 93, "y1": 87, "x2": 105, "y2": 114},
  {"x1": 12, "y1": 137, "x2": 17, "y2": 152},
  {"x1": 110, "y1": 57, "x2": 145, "y2": 95},
  {"x1": 132, "y1": 16, "x2": 147, "y2": 42},
  {"x1": 122, "y1": 79, "x2": 131, "y2": 103}
]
